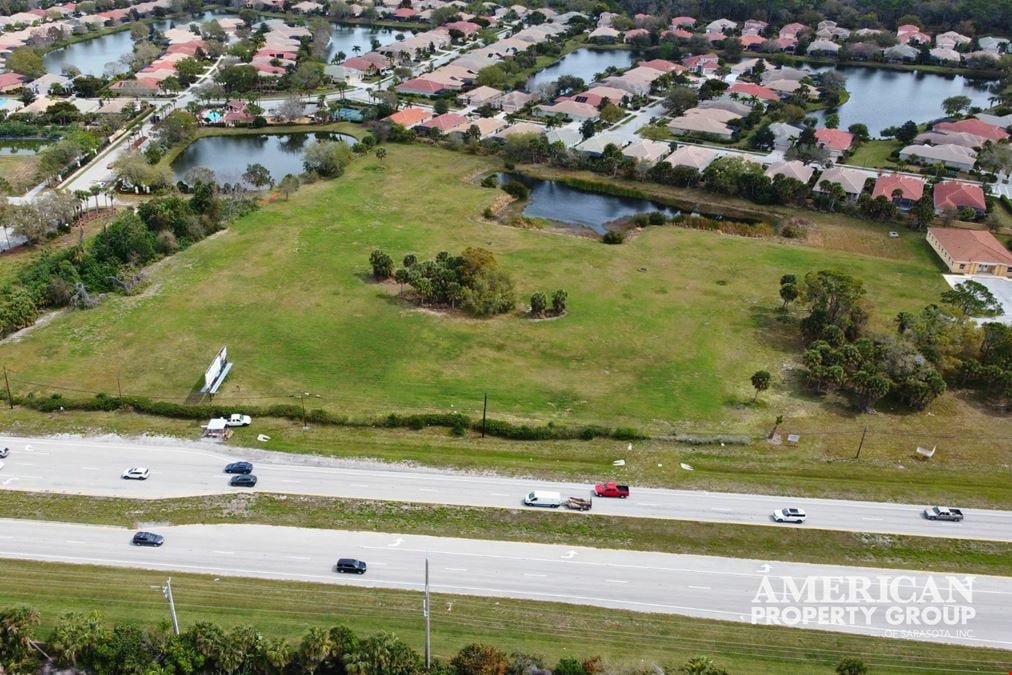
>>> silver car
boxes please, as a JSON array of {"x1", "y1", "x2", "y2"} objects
[{"x1": 772, "y1": 507, "x2": 807, "y2": 523}]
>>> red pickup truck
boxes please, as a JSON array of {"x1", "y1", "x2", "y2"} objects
[{"x1": 594, "y1": 482, "x2": 630, "y2": 498}]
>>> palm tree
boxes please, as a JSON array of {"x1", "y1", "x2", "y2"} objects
[
  {"x1": 73, "y1": 189, "x2": 91, "y2": 216},
  {"x1": 352, "y1": 45, "x2": 362, "y2": 55},
  {"x1": 89, "y1": 184, "x2": 102, "y2": 210}
]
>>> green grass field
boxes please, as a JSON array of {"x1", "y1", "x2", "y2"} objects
[
  {"x1": 6, "y1": 490, "x2": 1011, "y2": 575},
  {"x1": 3, "y1": 560, "x2": 1007, "y2": 674},
  {"x1": 0, "y1": 144, "x2": 1008, "y2": 500},
  {"x1": 0, "y1": 153, "x2": 41, "y2": 195},
  {"x1": 848, "y1": 140, "x2": 903, "y2": 169}
]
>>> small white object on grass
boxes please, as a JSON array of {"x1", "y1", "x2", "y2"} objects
[
  {"x1": 627, "y1": 443, "x2": 632, "y2": 451},
  {"x1": 612, "y1": 459, "x2": 626, "y2": 466},
  {"x1": 657, "y1": 463, "x2": 663, "y2": 467},
  {"x1": 680, "y1": 463, "x2": 694, "y2": 471},
  {"x1": 257, "y1": 434, "x2": 271, "y2": 442}
]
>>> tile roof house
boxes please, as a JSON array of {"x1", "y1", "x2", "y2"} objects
[
  {"x1": 681, "y1": 53, "x2": 720, "y2": 75},
  {"x1": 932, "y1": 181, "x2": 987, "y2": 215},
  {"x1": 498, "y1": 90, "x2": 535, "y2": 113},
  {"x1": 914, "y1": 130, "x2": 986, "y2": 148},
  {"x1": 492, "y1": 121, "x2": 547, "y2": 140},
  {"x1": 816, "y1": 167, "x2": 868, "y2": 199},
  {"x1": 927, "y1": 227, "x2": 1012, "y2": 277},
  {"x1": 395, "y1": 78, "x2": 449, "y2": 95},
  {"x1": 884, "y1": 43, "x2": 919, "y2": 61},
  {"x1": 624, "y1": 28, "x2": 650, "y2": 43},
  {"x1": 621, "y1": 139, "x2": 672, "y2": 164},
  {"x1": 872, "y1": 174, "x2": 925, "y2": 209},
  {"x1": 638, "y1": 59, "x2": 684, "y2": 73},
  {"x1": 418, "y1": 112, "x2": 468, "y2": 132},
  {"x1": 814, "y1": 128, "x2": 854, "y2": 159},
  {"x1": 384, "y1": 106, "x2": 433, "y2": 127},
  {"x1": 934, "y1": 118, "x2": 1009, "y2": 142},
  {"x1": 588, "y1": 25, "x2": 620, "y2": 42},
  {"x1": 740, "y1": 34, "x2": 767, "y2": 49},
  {"x1": 706, "y1": 18, "x2": 736, "y2": 33},
  {"x1": 536, "y1": 100, "x2": 600, "y2": 121},
  {"x1": 575, "y1": 132, "x2": 628, "y2": 156},
  {"x1": 446, "y1": 116, "x2": 506, "y2": 139},
  {"x1": 779, "y1": 22, "x2": 808, "y2": 38},
  {"x1": 899, "y1": 143, "x2": 977, "y2": 172},
  {"x1": 727, "y1": 82, "x2": 779, "y2": 102},
  {"x1": 807, "y1": 38, "x2": 840, "y2": 54},
  {"x1": 668, "y1": 109, "x2": 738, "y2": 139},
  {"x1": 768, "y1": 122, "x2": 801, "y2": 150},
  {"x1": 663, "y1": 145, "x2": 717, "y2": 171},
  {"x1": 458, "y1": 85, "x2": 502, "y2": 106},
  {"x1": 545, "y1": 126, "x2": 583, "y2": 147},
  {"x1": 929, "y1": 47, "x2": 961, "y2": 63},
  {"x1": 0, "y1": 73, "x2": 28, "y2": 92},
  {"x1": 671, "y1": 16, "x2": 695, "y2": 27},
  {"x1": 765, "y1": 160, "x2": 814, "y2": 183}
]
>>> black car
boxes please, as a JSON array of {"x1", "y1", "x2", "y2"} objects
[
  {"x1": 132, "y1": 531, "x2": 164, "y2": 547},
  {"x1": 229, "y1": 474, "x2": 257, "y2": 487},
  {"x1": 0, "y1": 447, "x2": 9, "y2": 458},
  {"x1": 224, "y1": 461, "x2": 254, "y2": 474},
  {"x1": 335, "y1": 558, "x2": 367, "y2": 574}
]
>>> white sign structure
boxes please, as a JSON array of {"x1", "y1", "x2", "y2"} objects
[{"x1": 200, "y1": 346, "x2": 232, "y2": 394}]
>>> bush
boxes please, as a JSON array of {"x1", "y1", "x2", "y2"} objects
[
  {"x1": 501, "y1": 180, "x2": 529, "y2": 200},
  {"x1": 602, "y1": 230, "x2": 625, "y2": 244},
  {"x1": 480, "y1": 174, "x2": 498, "y2": 188},
  {"x1": 529, "y1": 291, "x2": 548, "y2": 316},
  {"x1": 551, "y1": 289, "x2": 567, "y2": 315},
  {"x1": 647, "y1": 211, "x2": 667, "y2": 225},
  {"x1": 482, "y1": 207, "x2": 495, "y2": 219},
  {"x1": 369, "y1": 250, "x2": 394, "y2": 279}
]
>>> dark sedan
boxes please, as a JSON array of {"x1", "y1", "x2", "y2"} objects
[
  {"x1": 132, "y1": 531, "x2": 164, "y2": 547},
  {"x1": 335, "y1": 558, "x2": 367, "y2": 574},
  {"x1": 229, "y1": 474, "x2": 257, "y2": 487},
  {"x1": 224, "y1": 461, "x2": 254, "y2": 474}
]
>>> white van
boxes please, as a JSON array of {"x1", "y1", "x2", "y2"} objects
[{"x1": 523, "y1": 491, "x2": 562, "y2": 508}]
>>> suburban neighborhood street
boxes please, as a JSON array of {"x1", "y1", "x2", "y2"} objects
[
  {"x1": 1, "y1": 518, "x2": 1008, "y2": 649},
  {"x1": 3, "y1": 435, "x2": 1011, "y2": 542}
]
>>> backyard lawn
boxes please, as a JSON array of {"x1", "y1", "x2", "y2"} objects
[
  {"x1": 847, "y1": 139, "x2": 903, "y2": 169},
  {"x1": 0, "y1": 144, "x2": 1006, "y2": 469},
  {"x1": 0, "y1": 153, "x2": 41, "y2": 195}
]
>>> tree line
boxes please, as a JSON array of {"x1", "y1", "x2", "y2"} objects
[{"x1": 782, "y1": 271, "x2": 1011, "y2": 412}]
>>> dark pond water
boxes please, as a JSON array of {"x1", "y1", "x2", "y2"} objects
[
  {"x1": 43, "y1": 11, "x2": 237, "y2": 76},
  {"x1": 499, "y1": 173, "x2": 753, "y2": 235},
  {"x1": 171, "y1": 132, "x2": 358, "y2": 183},
  {"x1": 327, "y1": 24, "x2": 399, "y2": 62},
  {"x1": 526, "y1": 48, "x2": 636, "y2": 91},
  {"x1": 0, "y1": 139, "x2": 50, "y2": 155},
  {"x1": 805, "y1": 65, "x2": 995, "y2": 136}
]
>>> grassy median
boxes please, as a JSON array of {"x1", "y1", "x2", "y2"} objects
[
  {"x1": 1, "y1": 559, "x2": 1007, "y2": 673},
  {"x1": 3, "y1": 490, "x2": 1010, "y2": 577}
]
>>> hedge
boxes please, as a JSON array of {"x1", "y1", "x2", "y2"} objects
[{"x1": 9, "y1": 393, "x2": 650, "y2": 442}]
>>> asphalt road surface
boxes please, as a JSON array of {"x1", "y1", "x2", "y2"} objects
[
  {"x1": 3, "y1": 435, "x2": 1012, "y2": 542},
  {"x1": 0, "y1": 519, "x2": 1008, "y2": 650}
]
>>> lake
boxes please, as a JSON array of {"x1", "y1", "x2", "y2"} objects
[
  {"x1": 327, "y1": 24, "x2": 399, "y2": 62},
  {"x1": 0, "y1": 139, "x2": 50, "y2": 155},
  {"x1": 43, "y1": 10, "x2": 238, "y2": 76},
  {"x1": 501, "y1": 173, "x2": 720, "y2": 234},
  {"x1": 526, "y1": 48, "x2": 636, "y2": 91},
  {"x1": 805, "y1": 65, "x2": 995, "y2": 135},
  {"x1": 171, "y1": 132, "x2": 358, "y2": 183}
]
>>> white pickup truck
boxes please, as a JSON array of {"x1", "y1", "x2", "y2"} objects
[
  {"x1": 225, "y1": 414, "x2": 252, "y2": 427},
  {"x1": 923, "y1": 506, "x2": 964, "y2": 522}
]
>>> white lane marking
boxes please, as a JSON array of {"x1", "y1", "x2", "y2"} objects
[
  {"x1": 605, "y1": 579, "x2": 628, "y2": 584},
  {"x1": 862, "y1": 517, "x2": 884, "y2": 521},
  {"x1": 285, "y1": 555, "x2": 311, "y2": 560},
  {"x1": 445, "y1": 567, "x2": 467, "y2": 572},
  {"x1": 561, "y1": 551, "x2": 576, "y2": 560},
  {"x1": 212, "y1": 550, "x2": 235, "y2": 555},
  {"x1": 279, "y1": 480, "x2": 301, "y2": 484},
  {"x1": 388, "y1": 538, "x2": 404, "y2": 548},
  {"x1": 81, "y1": 467, "x2": 101, "y2": 471},
  {"x1": 637, "y1": 502, "x2": 659, "y2": 507},
  {"x1": 757, "y1": 564, "x2": 772, "y2": 573},
  {"x1": 523, "y1": 573, "x2": 547, "y2": 578},
  {"x1": 2, "y1": 478, "x2": 17, "y2": 485},
  {"x1": 710, "y1": 507, "x2": 734, "y2": 512},
  {"x1": 350, "y1": 484, "x2": 370, "y2": 488},
  {"x1": 688, "y1": 585, "x2": 711, "y2": 590}
]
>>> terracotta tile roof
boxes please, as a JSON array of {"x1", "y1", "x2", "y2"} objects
[
  {"x1": 934, "y1": 118, "x2": 1009, "y2": 142},
  {"x1": 929, "y1": 227, "x2": 1012, "y2": 265},
  {"x1": 384, "y1": 106, "x2": 432, "y2": 127},
  {"x1": 814, "y1": 127, "x2": 854, "y2": 151},
  {"x1": 872, "y1": 174, "x2": 925, "y2": 201},
  {"x1": 933, "y1": 181, "x2": 986, "y2": 211}
]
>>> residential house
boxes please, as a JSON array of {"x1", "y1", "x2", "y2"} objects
[
  {"x1": 624, "y1": 28, "x2": 650, "y2": 43},
  {"x1": 872, "y1": 174, "x2": 925, "y2": 209},
  {"x1": 914, "y1": 130, "x2": 985, "y2": 148},
  {"x1": 779, "y1": 22, "x2": 808, "y2": 39},
  {"x1": 929, "y1": 47, "x2": 961, "y2": 64},
  {"x1": 498, "y1": 90, "x2": 535, "y2": 113},
  {"x1": 726, "y1": 82, "x2": 779, "y2": 102},
  {"x1": 743, "y1": 19, "x2": 768, "y2": 34},
  {"x1": 766, "y1": 160, "x2": 814, "y2": 183},
  {"x1": 222, "y1": 99, "x2": 254, "y2": 126},
  {"x1": 935, "y1": 31, "x2": 971, "y2": 48},
  {"x1": 444, "y1": 20, "x2": 482, "y2": 38},
  {"x1": 761, "y1": 66, "x2": 808, "y2": 83},
  {"x1": 899, "y1": 144, "x2": 977, "y2": 171},
  {"x1": 978, "y1": 37, "x2": 1009, "y2": 53},
  {"x1": 807, "y1": 39, "x2": 840, "y2": 55},
  {"x1": 815, "y1": 167, "x2": 868, "y2": 200},
  {"x1": 0, "y1": 72, "x2": 28, "y2": 92},
  {"x1": 418, "y1": 112, "x2": 468, "y2": 133},
  {"x1": 671, "y1": 16, "x2": 695, "y2": 28},
  {"x1": 395, "y1": 77, "x2": 448, "y2": 96},
  {"x1": 975, "y1": 113, "x2": 1012, "y2": 129},
  {"x1": 884, "y1": 43, "x2": 919, "y2": 62},
  {"x1": 638, "y1": 59, "x2": 684, "y2": 74},
  {"x1": 384, "y1": 106, "x2": 433, "y2": 128},
  {"x1": 588, "y1": 26, "x2": 620, "y2": 43},
  {"x1": 935, "y1": 118, "x2": 1009, "y2": 142},
  {"x1": 492, "y1": 121, "x2": 547, "y2": 141},
  {"x1": 446, "y1": 116, "x2": 506, "y2": 139},
  {"x1": 575, "y1": 131, "x2": 628, "y2": 156},
  {"x1": 545, "y1": 126, "x2": 583, "y2": 147},
  {"x1": 706, "y1": 18, "x2": 736, "y2": 34},
  {"x1": 458, "y1": 86, "x2": 502, "y2": 107},
  {"x1": 933, "y1": 181, "x2": 987, "y2": 215},
  {"x1": 663, "y1": 145, "x2": 717, "y2": 171},
  {"x1": 681, "y1": 53, "x2": 719, "y2": 76},
  {"x1": 571, "y1": 85, "x2": 628, "y2": 106},
  {"x1": 768, "y1": 122, "x2": 801, "y2": 150},
  {"x1": 698, "y1": 99, "x2": 751, "y2": 116},
  {"x1": 814, "y1": 128, "x2": 854, "y2": 160},
  {"x1": 535, "y1": 100, "x2": 600, "y2": 122},
  {"x1": 740, "y1": 35, "x2": 767, "y2": 49},
  {"x1": 621, "y1": 139, "x2": 672, "y2": 164},
  {"x1": 668, "y1": 107, "x2": 739, "y2": 140},
  {"x1": 927, "y1": 227, "x2": 1012, "y2": 277}
]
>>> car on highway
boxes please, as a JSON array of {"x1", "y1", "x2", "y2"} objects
[
  {"x1": 594, "y1": 482, "x2": 630, "y2": 498},
  {"x1": 132, "y1": 531, "x2": 164, "y2": 547},
  {"x1": 122, "y1": 467, "x2": 150, "y2": 480},
  {"x1": 229, "y1": 474, "x2": 257, "y2": 487},
  {"x1": 335, "y1": 558, "x2": 367, "y2": 574},
  {"x1": 523, "y1": 491, "x2": 562, "y2": 508},
  {"x1": 924, "y1": 506, "x2": 964, "y2": 522},
  {"x1": 772, "y1": 507, "x2": 807, "y2": 523},
  {"x1": 224, "y1": 461, "x2": 254, "y2": 474},
  {"x1": 0, "y1": 447, "x2": 9, "y2": 458}
]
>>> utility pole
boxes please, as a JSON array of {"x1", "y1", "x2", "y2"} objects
[
  {"x1": 163, "y1": 578, "x2": 179, "y2": 635},
  {"x1": 854, "y1": 425, "x2": 868, "y2": 460},
  {"x1": 117, "y1": 374, "x2": 123, "y2": 399},
  {"x1": 3, "y1": 367, "x2": 13, "y2": 409},
  {"x1": 481, "y1": 393, "x2": 487, "y2": 439},
  {"x1": 423, "y1": 558, "x2": 431, "y2": 668}
]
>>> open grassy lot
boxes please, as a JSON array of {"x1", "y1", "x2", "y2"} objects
[
  {"x1": 848, "y1": 140, "x2": 903, "y2": 169},
  {"x1": 0, "y1": 153, "x2": 41, "y2": 195},
  {"x1": 2, "y1": 559, "x2": 1007, "y2": 673},
  {"x1": 0, "y1": 144, "x2": 1007, "y2": 497},
  {"x1": 4, "y1": 490, "x2": 1011, "y2": 575}
]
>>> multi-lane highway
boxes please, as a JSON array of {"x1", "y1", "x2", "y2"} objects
[
  {"x1": 2, "y1": 435, "x2": 1011, "y2": 542},
  {"x1": 1, "y1": 518, "x2": 1009, "y2": 650}
]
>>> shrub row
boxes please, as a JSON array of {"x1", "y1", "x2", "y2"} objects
[{"x1": 11, "y1": 393, "x2": 649, "y2": 442}]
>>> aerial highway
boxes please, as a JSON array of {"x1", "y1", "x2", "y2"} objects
[
  {"x1": 0, "y1": 518, "x2": 1009, "y2": 650},
  {"x1": 2, "y1": 435, "x2": 1012, "y2": 542}
]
